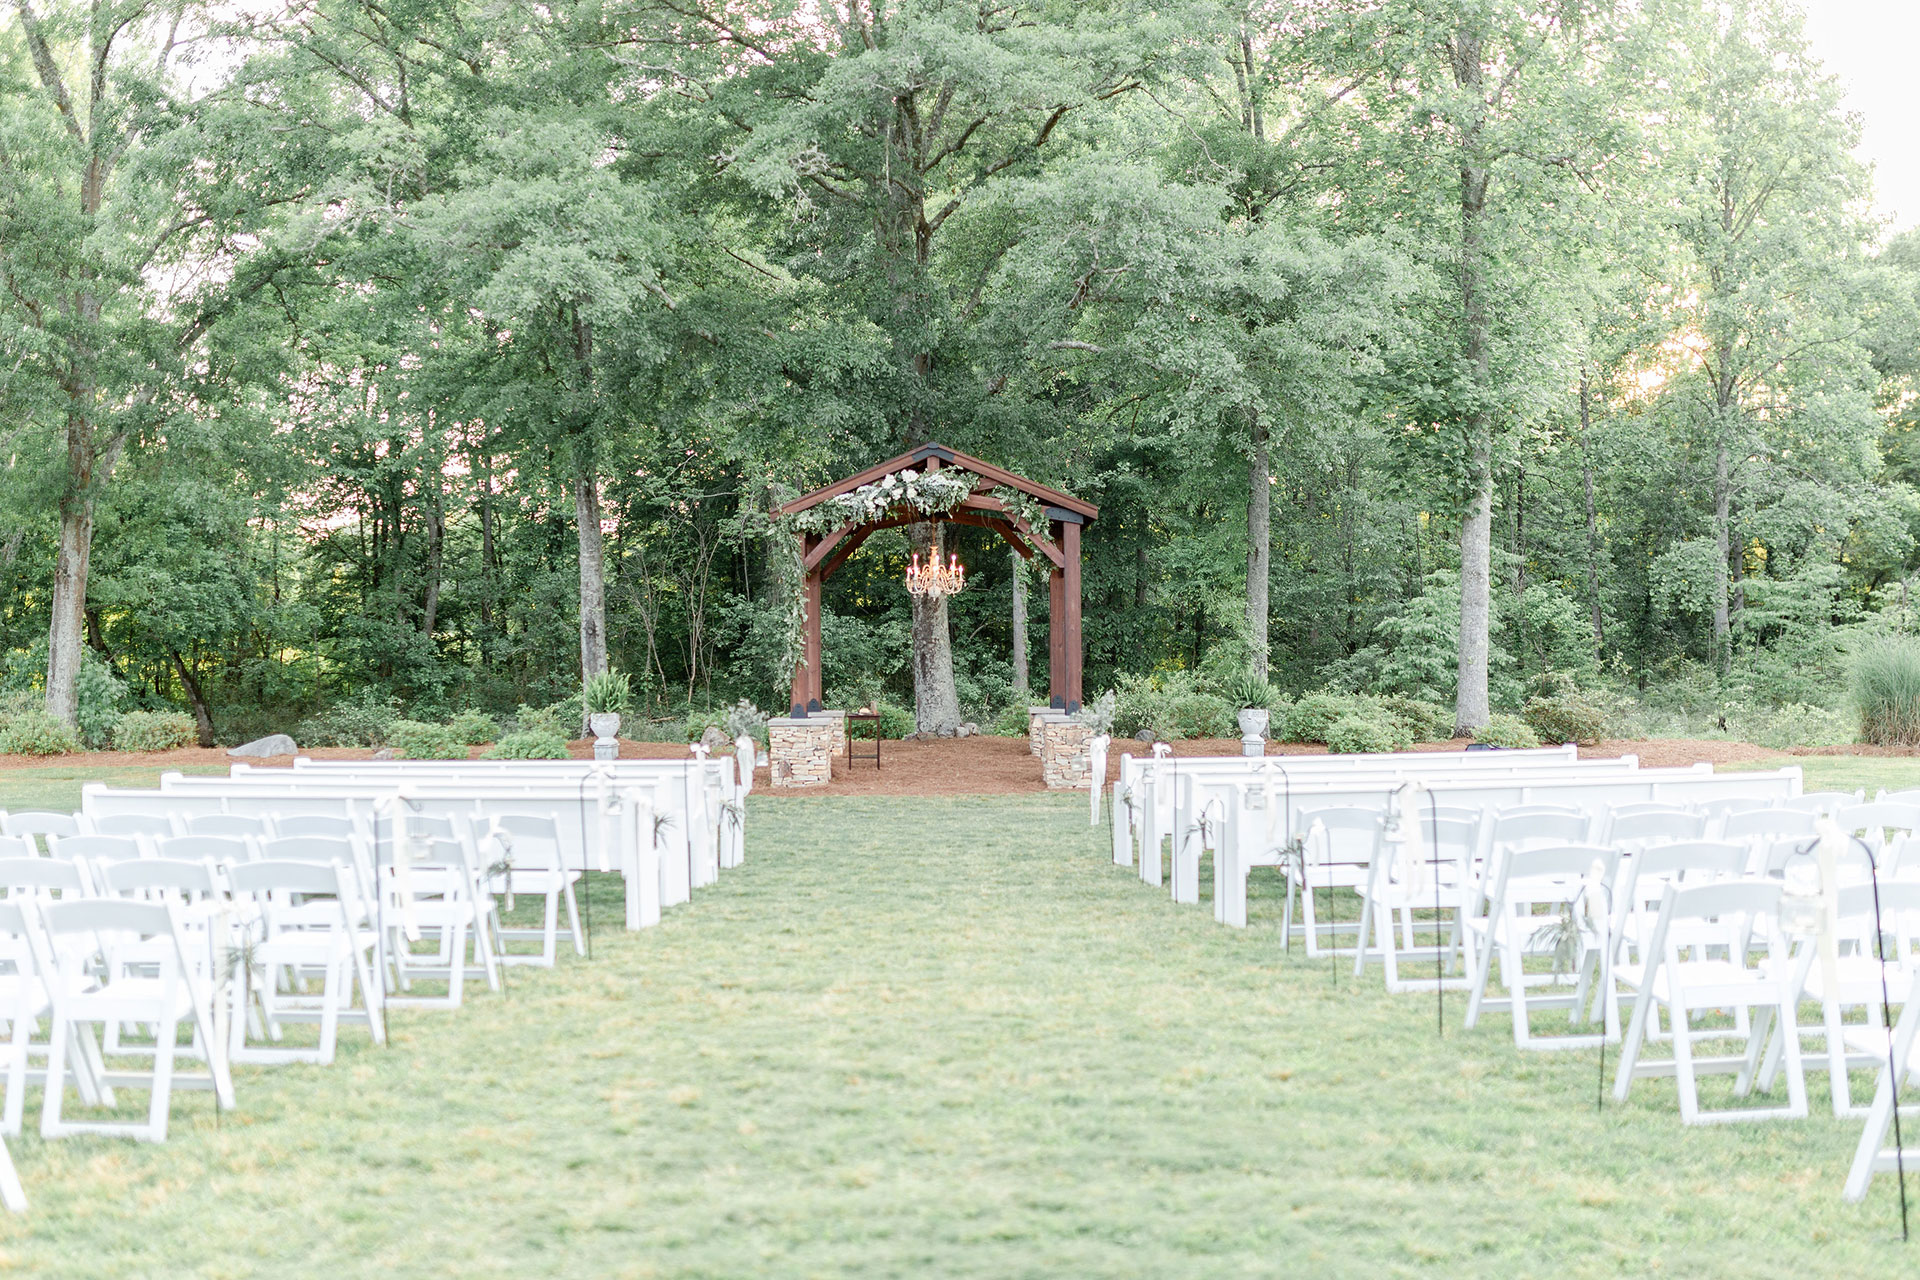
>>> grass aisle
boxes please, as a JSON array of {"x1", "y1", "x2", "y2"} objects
[{"x1": 0, "y1": 793, "x2": 1908, "y2": 1277}]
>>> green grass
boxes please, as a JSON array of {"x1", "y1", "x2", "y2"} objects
[
  {"x1": 1725, "y1": 754, "x2": 1920, "y2": 795},
  {"x1": 0, "y1": 764, "x2": 226, "y2": 816},
  {"x1": 0, "y1": 777, "x2": 1912, "y2": 1275}
]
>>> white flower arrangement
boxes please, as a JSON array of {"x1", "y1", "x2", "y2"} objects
[{"x1": 790, "y1": 466, "x2": 978, "y2": 534}]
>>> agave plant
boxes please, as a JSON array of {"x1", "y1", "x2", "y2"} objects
[
  {"x1": 1223, "y1": 670, "x2": 1275, "y2": 712},
  {"x1": 583, "y1": 670, "x2": 633, "y2": 717}
]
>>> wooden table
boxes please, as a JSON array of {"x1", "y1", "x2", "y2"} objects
[{"x1": 847, "y1": 711, "x2": 881, "y2": 770}]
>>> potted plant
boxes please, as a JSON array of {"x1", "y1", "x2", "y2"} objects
[
  {"x1": 1225, "y1": 671, "x2": 1274, "y2": 740},
  {"x1": 584, "y1": 670, "x2": 633, "y2": 740}
]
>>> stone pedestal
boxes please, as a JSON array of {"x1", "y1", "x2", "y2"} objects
[
  {"x1": 593, "y1": 737, "x2": 620, "y2": 761},
  {"x1": 1028, "y1": 706, "x2": 1053, "y2": 755},
  {"x1": 769, "y1": 717, "x2": 833, "y2": 789},
  {"x1": 1040, "y1": 717, "x2": 1094, "y2": 790},
  {"x1": 1241, "y1": 736, "x2": 1264, "y2": 758},
  {"x1": 814, "y1": 709, "x2": 846, "y2": 757}
]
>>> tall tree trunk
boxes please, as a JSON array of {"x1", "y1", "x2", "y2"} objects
[
  {"x1": 909, "y1": 522, "x2": 963, "y2": 734},
  {"x1": 1246, "y1": 409, "x2": 1271, "y2": 677},
  {"x1": 1578, "y1": 372, "x2": 1606, "y2": 651},
  {"x1": 169, "y1": 648, "x2": 217, "y2": 748},
  {"x1": 1452, "y1": 29, "x2": 1494, "y2": 735},
  {"x1": 1011, "y1": 550, "x2": 1029, "y2": 695},
  {"x1": 47, "y1": 495, "x2": 92, "y2": 725},
  {"x1": 574, "y1": 467, "x2": 609, "y2": 707},
  {"x1": 422, "y1": 478, "x2": 444, "y2": 639},
  {"x1": 1712, "y1": 435, "x2": 1732, "y2": 672}
]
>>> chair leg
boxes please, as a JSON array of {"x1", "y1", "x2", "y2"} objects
[
  {"x1": 147, "y1": 1015, "x2": 179, "y2": 1143},
  {"x1": 37, "y1": 1010, "x2": 69, "y2": 1140},
  {"x1": 0, "y1": 1135, "x2": 24, "y2": 1214},
  {"x1": 1672, "y1": 1002, "x2": 1702, "y2": 1125},
  {"x1": 563, "y1": 877, "x2": 585, "y2": 957}
]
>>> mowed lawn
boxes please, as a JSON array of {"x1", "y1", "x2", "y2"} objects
[{"x1": 0, "y1": 762, "x2": 1914, "y2": 1275}]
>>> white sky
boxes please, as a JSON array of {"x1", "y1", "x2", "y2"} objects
[{"x1": 1800, "y1": 1, "x2": 1920, "y2": 232}]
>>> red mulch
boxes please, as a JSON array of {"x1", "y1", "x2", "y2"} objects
[{"x1": 0, "y1": 733, "x2": 1888, "y2": 797}]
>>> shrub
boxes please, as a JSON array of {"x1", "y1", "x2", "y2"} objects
[
  {"x1": 484, "y1": 729, "x2": 571, "y2": 760},
  {"x1": 1283, "y1": 692, "x2": 1360, "y2": 743},
  {"x1": 388, "y1": 719, "x2": 468, "y2": 760},
  {"x1": 0, "y1": 710, "x2": 84, "y2": 756},
  {"x1": 723, "y1": 699, "x2": 769, "y2": 744},
  {"x1": 516, "y1": 697, "x2": 583, "y2": 739},
  {"x1": 1325, "y1": 713, "x2": 1405, "y2": 754},
  {"x1": 1474, "y1": 714, "x2": 1542, "y2": 750},
  {"x1": 296, "y1": 693, "x2": 401, "y2": 747},
  {"x1": 1522, "y1": 690, "x2": 1608, "y2": 746},
  {"x1": 75, "y1": 659, "x2": 128, "y2": 749},
  {"x1": 1855, "y1": 637, "x2": 1920, "y2": 746},
  {"x1": 876, "y1": 700, "x2": 916, "y2": 739},
  {"x1": 991, "y1": 704, "x2": 1031, "y2": 736},
  {"x1": 1074, "y1": 689, "x2": 1117, "y2": 736},
  {"x1": 1167, "y1": 690, "x2": 1234, "y2": 739},
  {"x1": 445, "y1": 709, "x2": 497, "y2": 745},
  {"x1": 1744, "y1": 702, "x2": 1852, "y2": 750},
  {"x1": 111, "y1": 710, "x2": 197, "y2": 752},
  {"x1": 1373, "y1": 695, "x2": 1452, "y2": 743}
]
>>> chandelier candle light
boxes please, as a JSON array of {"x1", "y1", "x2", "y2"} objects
[{"x1": 906, "y1": 550, "x2": 966, "y2": 599}]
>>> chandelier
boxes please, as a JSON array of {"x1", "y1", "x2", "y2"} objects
[{"x1": 906, "y1": 550, "x2": 966, "y2": 599}]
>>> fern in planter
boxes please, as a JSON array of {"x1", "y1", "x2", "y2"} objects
[{"x1": 583, "y1": 671, "x2": 633, "y2": 717}]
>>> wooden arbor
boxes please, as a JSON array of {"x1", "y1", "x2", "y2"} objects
[{"x1": 773, "y1": 443, "x2": 1098, "y2": 718}]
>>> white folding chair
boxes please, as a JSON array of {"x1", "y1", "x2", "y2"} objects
[
  {"x1": 1611, "y1": 880, "x2": 1808, "y2": 1124},
  {"x1": 156, "y1": 835, "x2": 255, "y2": 869},
  {"x1": 225, "y1": 860, "x2": 386, "y2": 1065},
  {"x1": 1286, "y1": 807, "x2": 1382, "y2": 958},
  {"x1": 36, "y1": 898, "x2": 235, "y2": 1143},
  {"x1": 184, "y1": 813, "x2": 272, "y2": 841},
  {"x1": 1843, "y1": 967, "x2": 1920, "y2": 1201},
  {"x1": 1717, "y1": 806, "x2": 1818, "y2": 846},
  {"x1": 1463, "y1": 843, "x2": 1618, "y2": 1050},
  {"x1": 84, "y1": 813, "x2": 179, "y2": 842},
  {"x1": 1836, "y1": 802, "x2": 1920, "y2": 857},
  {"x1": 1600, "y1": 808, "x2": 1705, "y2": 848},
  {"x1": 1778, "y1": 790, "x2": 1864, "y2": 817},
  {"x1": 1786, "y1": 881, "x2": 1920, "y2": 1117},
  {"x1": 384, "y1": 836, "x2": 499, "y2": 1009},
  {"x1": 0, "y1": 902, "x2": 38, "y2": 1212},
  {"x1": 0, "y1": 813, "x2": 79, "y2": 856},
  {"x1": 1599, "y1": 840, "x2": 1751, "y2": 1040},
  {"x1": 476, "y1": 814, "x2": 584, "y2": 967},
  {"x1": 273, "y1": 814, "x2": 359, "y2": 842},
  {"x1": 45, "y1": 835, "x2": 145, "y2": 882},
  {"x1": 1356, "y1": 811, "x2": 1479, "y2": 993},
  {"x1": 0, "y1": 858, "x2": 90, "y2": 904}
]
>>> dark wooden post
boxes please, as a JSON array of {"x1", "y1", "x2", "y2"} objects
[
  {"x1": 1048, "y1": 534, "x2": 1067, "y2": 709},
  {"x1": 1062, "y1": 517, "x2": 1083, "y2": 711},
  {"x1": 790, "y1": 537, "x2": 825, "y2": 717}
]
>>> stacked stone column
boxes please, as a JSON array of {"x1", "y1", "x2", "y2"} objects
[{"x1": 768, "y1": 717, "x2": 833, "y2": 789}]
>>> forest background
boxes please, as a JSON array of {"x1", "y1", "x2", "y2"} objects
[{"x1": 6, "y1": 0, "x2": 1919, "y2": 754}]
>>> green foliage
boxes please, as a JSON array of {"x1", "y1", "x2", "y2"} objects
[
  {"x1": 484, "y1": 730, "x2": 571, "y2": 760},
  {"x1": 991, "y1": 704, "x2": 1031, "y2": 737},
  {"x1": 74, "y1": 660, "x2": 129, "y2": 750},
  {"x1": 876, "y1": 702, "x2": 917, "y2": 740},
  {"x1": 388, "y1": 720, "x2": 468, "y2": 760},
  {"x1": 1474, "y1": 715, "x2": 1543, "y2": 750},
  {"x1": 1372, "y1": 695, "x2": 1453, "y2": 744},
  {"x1": 1282, "y1": 692, "x2": 1359, "y2": 744},
  {"x1": 1741, "y1": 702, "x2": 1853, "y2": 750},
  {"x1": 1324, "y1": 713, "x2": 1406, "y2": 755},
  {"x1": 1073, "y1": 690, "x2": 1117, "y2": 737},
  {"x1": 1522, "y1": 684, "x2": 1610, "y2": 746},
  {"x1": 583, "y1": 671, "x2": 633, "y2": 717},
  {"x1": 296, "y1": 694, "x2": 402, "y2": 748},
  {"x1": 723, "y1": 699, "x2": 770, "y2": 745},
  {"x1": 1111, "y1": 672, "x2": 1233, "y2": 741},
  {"x1": 516, "y1": 698, "x2": 583, "y2": 741},
  {"x1": 1219, "y1": 671, "x2": 1276, "y2": 712},
  {"x1": 1855, "y1": 637, "x2": 1920, "y2": 745},
  {"x1": 0, "y1": 710, "x2": 84, "y2": 756},
  {"x1": 111, "y1": 711, "x2": 198, "y2": 752},
  {"x1": 445, "y1": 710, "x2": 497, "y2": 746}
]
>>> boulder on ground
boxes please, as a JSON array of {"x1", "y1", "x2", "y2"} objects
[
  {"x1": 1134, "y1": 729, "x2": 1156, "y2": 742},
  {"x1": 372, "y1": 747, "x2": 395, "y2": 760},
  {"x1": 955, "y1": 722, "x2": 980, "y2": 738},
  {"x1": 228, "y1": 733, "x2": 297, "y2": 758},
  {"x1": 699, "y1": 725, "x2": 728, "y2": 753}
]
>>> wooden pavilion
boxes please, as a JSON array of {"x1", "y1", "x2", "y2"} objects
[{"x1": 772, "y1": 443, "x2": 1098, "y2": 718}]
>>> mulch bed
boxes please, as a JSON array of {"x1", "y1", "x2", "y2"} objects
[{"x1": 0, "y1": 732, "x2": 1888, "y2": 796}]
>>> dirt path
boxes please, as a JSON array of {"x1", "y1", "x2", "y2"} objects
[{"x1": 2, "y1": 732, "x2": 1817, "y2": 796}]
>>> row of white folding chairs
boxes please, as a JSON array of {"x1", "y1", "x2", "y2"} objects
[
  {"x1": 83, "y1": 781, "x2": 686, "y2": 931},
  {"x1": 1163, "y1": 767, "x2": 1805, "y2": 928},
  {"x1": 2, "y1": 808, "x2": 349, "y2": 852},
  {"x1": 154, "y1": 771, "x2": 726, "y2": 897}
]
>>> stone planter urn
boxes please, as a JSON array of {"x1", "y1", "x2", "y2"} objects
[
  {"x1": 589, "y1": 712, "x2": 621, "y2": 761},
  {"x1": 1236, "y1": 707, "x2": 1269, "y2": 759}
]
